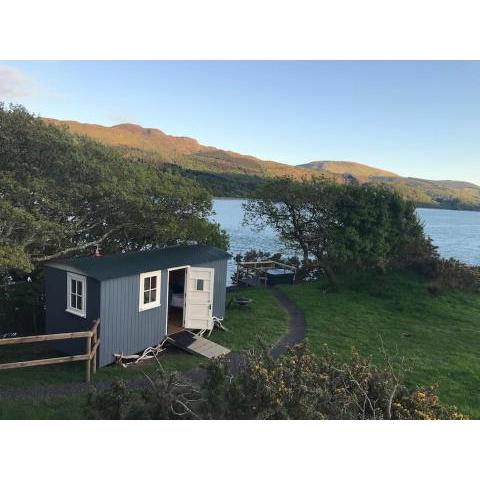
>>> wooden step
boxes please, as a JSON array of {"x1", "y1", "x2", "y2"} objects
[{"x1": 167, "y1": 330, "x2": 230, "y2": 359}]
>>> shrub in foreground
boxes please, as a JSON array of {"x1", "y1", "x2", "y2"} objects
[{"x1": 85, "y1": 344, "x2": 465, "y2": 420}]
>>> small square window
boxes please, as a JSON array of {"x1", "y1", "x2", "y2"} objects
[
  {"x1": 139, "y1": 271, "x2": 161, "y2": 311},
  {"x1": 196, "y1": 279, "x2": 204, "y2": 291}
]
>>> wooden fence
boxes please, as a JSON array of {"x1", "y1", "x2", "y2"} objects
[{"x1": 0, "y1": 319, "x2": 100, "y2": 383}]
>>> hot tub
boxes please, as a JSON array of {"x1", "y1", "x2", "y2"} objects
[{"x1": 266, "y1": 268, "x2": 295, "y2": 286}]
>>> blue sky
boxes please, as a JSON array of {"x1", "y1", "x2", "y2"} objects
[{"x1": 1, "y1": 61, "x2": 479, "y2": 184}]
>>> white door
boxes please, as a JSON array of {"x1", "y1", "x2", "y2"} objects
[{"x1": 184, "y1": 267, "x2": 215, "y2": 330}]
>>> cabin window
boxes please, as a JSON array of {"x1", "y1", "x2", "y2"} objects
[
  {"x1": 139, "y1": 271, "x2": 161, "y2": 311},
  {"x1": 196, "y1": 279, "x2": 204, "y2": 291},
  {"x1": 66, "y1": 272, "x2": 87, "y2": 318}
]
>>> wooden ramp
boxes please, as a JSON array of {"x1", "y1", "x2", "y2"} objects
[{"x1": 167, "y1": 331, "x2": 230, "y2": 359}]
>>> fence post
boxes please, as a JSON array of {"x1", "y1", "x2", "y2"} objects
[
  {"x1": 92, "y1": 325, "x2": 98, "y2": 376},
  {"x1": 85, "y1": 335, "x2": 92, "y2": 383}
]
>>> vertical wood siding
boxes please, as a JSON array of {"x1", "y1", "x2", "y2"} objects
[
  {"x1": 98, "y1": 272, "x2": 168, "y2": 367},
  {"x1": 97, "y1": 258, "x2": 228, "y2": 367},
  {"x1": 46, "y1": 258, "x2": 228, "y2": 367}
]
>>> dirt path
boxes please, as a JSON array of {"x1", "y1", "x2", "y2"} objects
[
  {"x1": 0, "y1": 287, "x2": 306, "y2": 401},
  {"x1": 269, "y1": 287, "x2": 306, "y2": 358}
]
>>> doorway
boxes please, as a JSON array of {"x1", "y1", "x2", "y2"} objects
[{"x1": 167, "y1": 267, "x2": 187, "y2": 335}]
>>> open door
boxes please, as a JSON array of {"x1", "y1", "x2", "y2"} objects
[{"x1": 184, "y1": 267, "x2": 215, "y2": 330}]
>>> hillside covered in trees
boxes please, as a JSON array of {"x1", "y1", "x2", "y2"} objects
[
  {"x1": 44, "y1": 118, "x2": 480, "y2": 210},
  {"x1": 0, "y1": 104, "x2": 227, "y2": 278}
]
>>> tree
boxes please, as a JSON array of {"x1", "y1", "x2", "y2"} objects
[
  {"x1": 243, "y1": 177, "x2": 339, "y2": 283},
  {"x1": 0, "y1": 104, "x2": 228, "y2": 278},
  {"x1": 244, "y1": 177, "x2": 431, "y2": 285}
]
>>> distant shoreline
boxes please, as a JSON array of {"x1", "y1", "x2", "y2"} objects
[{"x1": 213, "y1": 197, "x2": 480, "y2": 214}]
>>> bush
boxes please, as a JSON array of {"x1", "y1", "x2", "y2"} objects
[
  {"x1": 85, "y1": 344, "x2": 465, "y2": 420},
  {"x1": 425, "y1": 258, "x2": 479, "y2": 294},
  {"x1": 84, "y1": 366, "x2": 202, "y2": 420}
]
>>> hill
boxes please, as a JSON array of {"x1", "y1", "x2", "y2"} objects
[
  {"x1": 44, "y1": 118, "x2": 320, "y2": 181},
  {"x1": 44, "y1": 118, "x2": 480, "y2": 210},
  {"x1": 299, "y1": 160, "x2": 399, "y2": 180}
]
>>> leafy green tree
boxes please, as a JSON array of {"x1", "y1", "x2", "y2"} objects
[
  {"x1": 244, "y1": 177, "x2": 431, "y2": 284},
  {"x1": 0, "y1": 104, "x2": 228, "y2": 277}
]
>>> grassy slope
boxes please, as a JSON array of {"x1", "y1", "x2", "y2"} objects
[
  {"x1": 0, "y1": 288, "x2": 288, "y2": 419},
  {"x1": 280, "y1": 270, "x2": 480, "y2": 418}
]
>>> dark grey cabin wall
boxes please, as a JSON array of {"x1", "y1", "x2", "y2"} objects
[
  {"x1": 45, "y1": 267, "x2": 100, "y2": 355},
  {"x1": 98, "y1": 272, "x2": 168, "y2": 367}
]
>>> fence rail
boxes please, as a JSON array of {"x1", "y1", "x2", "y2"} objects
[{"x1": 0, "y1": 319, "x2": 100, "y2": 383}]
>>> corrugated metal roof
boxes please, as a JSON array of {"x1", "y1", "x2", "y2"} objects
[{"x1": 46, "y1": 245, "x2": 231, "y2": 281}]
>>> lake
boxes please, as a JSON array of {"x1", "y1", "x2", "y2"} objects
[{"x1": 212, "y1": 198, "x2": 480, "y2": 283}]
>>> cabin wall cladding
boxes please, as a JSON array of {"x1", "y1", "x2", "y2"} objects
[
  {"x1": 98, "y1": 258, "x2": 228, "y2": 367},
  {"x1": 98, "y1": 273, "x2": 168, "y2": 367},
  {"x1": 44, "y1": 246, "x2": 230, "y2": 368},
  {"x1": 45, "y1": 267, "x2": 100, "y2": 355}
]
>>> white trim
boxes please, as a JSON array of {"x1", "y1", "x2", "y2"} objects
[
  {"x1": 66, "y1": 272, "x2": 87, "y2": 318},
  {"x1": 139, "y1": 270, "x2": 161, "y2": 312},
  {"x1": 165, "y1": 266, "x2": 188, "y2": 334}
]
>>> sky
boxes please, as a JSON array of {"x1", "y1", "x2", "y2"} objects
[{"x1": 1, "y1": 60, "x2": 479, "y2": 184}]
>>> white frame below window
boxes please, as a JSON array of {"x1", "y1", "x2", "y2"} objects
[
  {"x1": 66, "y1": 272, "x2": 87, "y2": 318},
  {"x1": 139, "y1": 270, "x2": 161, "y2": 311}
]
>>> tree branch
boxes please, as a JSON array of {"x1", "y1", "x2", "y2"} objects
[{"x1": 31, "y1": 227, "x2": 122, "y2": 263}]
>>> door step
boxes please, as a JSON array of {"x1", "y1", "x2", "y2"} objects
[{"x1": 167, "y1": 330, "x2": 230, "y2": 359}]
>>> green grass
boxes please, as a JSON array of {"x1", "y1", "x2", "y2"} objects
[
  {"x1": 210, "y1": 288, "x2": 289, "y2": 351},
  {"x1": 0, "y1": 287, "x2": 288, "y2": 419},
  {"x1": 0, "y1": 395, "x2": 85, "y2": 420},
  {"x1": 279, "y1": 270, "x2": 480, "y2": 418}
]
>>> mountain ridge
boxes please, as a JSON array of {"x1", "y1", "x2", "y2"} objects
[{"x1": 43, "y1": 118, "x2": 480, "y2": 210}]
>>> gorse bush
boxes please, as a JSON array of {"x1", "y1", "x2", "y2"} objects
[
  {"x1": 85, "y1": 344, "x2": 465, "y2": 420},
  {"x1": 415, "y1": 257, "x2": 480, "y2": 294}
]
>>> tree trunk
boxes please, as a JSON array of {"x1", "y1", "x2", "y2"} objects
[{"x1": 320, "y1": 262, "x2": 337, "y2": 288}]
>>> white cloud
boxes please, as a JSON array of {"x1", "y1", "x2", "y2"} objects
[{"x1": 0, "y1": 65, "x2": 38, "y2": 98}]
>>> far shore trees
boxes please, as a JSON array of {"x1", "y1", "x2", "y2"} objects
[{"x1": 243, "y1": 176, "x2": 432, "y2": 285}]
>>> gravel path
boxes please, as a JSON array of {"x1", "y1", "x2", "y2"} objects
[{"x1": 0, "y1": 287, "x2": 305, "y2": 401}]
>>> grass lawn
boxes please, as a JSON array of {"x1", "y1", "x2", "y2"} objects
[
  {"x1": 0, "y1": 395, "x2": 85, "y2": 420},
  {"x1": 279, "y1": 270, "x2": 480, "y2": 418},
  {"x1": 0, "y1": 287, "x2": 288, "y2": 419}
]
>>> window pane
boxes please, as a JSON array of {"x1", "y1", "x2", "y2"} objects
[
  {"x1": 150, "y1": 276, "x2": 157, "y2": 289},
  {"x1": 77, "y1": 296, "x2": 82, "y2": 311},
  {"x1": 144, "y1": 291, "x2": 149, "y2": 304},
  {"x1": 150, "y1": 289, "x2": 156, "y2": 302},
  {"x1": 71, "y1": 280, "x2": 77, "y2": 294},
  {"x1": 144, "y1": 277, "x2": 150, "y2": 291},
  {"x1": 196, "y1": 279, "x2": 204, "y2": 291},
  {"x1": 77, "y1": 281, "x2": 83, "y2": 296},
  {"x1": 71, "y1": 293, "x2": 76, "y2": 308}
]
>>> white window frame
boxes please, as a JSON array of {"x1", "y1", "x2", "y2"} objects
[
  {"x1": 139, "y1": 270, "x2": 161, "y2": 312},
  {"x1": 66, "y1": 272, "x2": 87, "y2": 318}
]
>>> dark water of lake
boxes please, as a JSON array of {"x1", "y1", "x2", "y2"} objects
[{"x1": 212, "y1": 199, "x2": 480, "y2": 283}]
